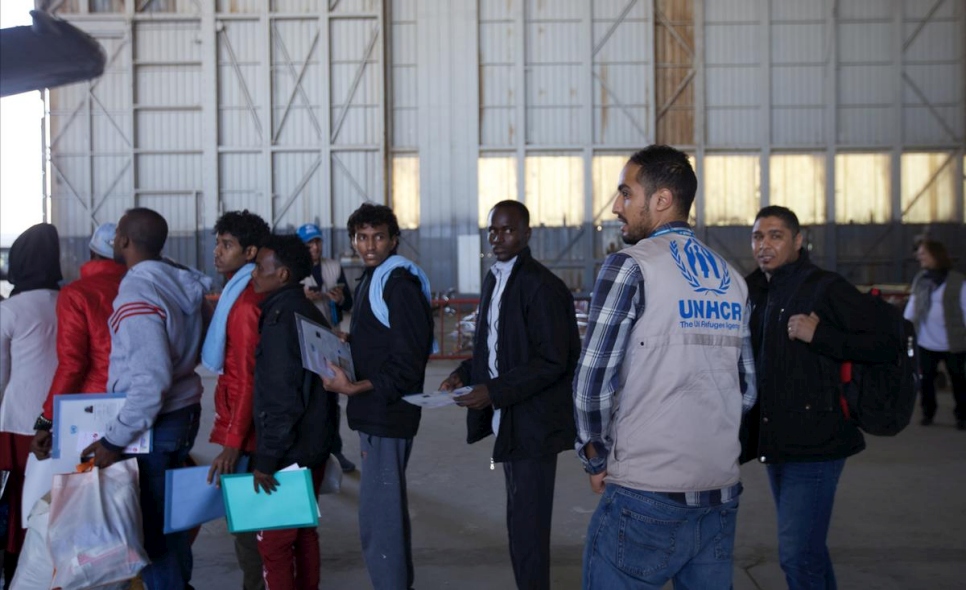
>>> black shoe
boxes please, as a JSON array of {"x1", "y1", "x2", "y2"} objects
[
  {"x1": 921, "y1": 416, "x2": 934, "y2": 426},
  {"x1": 335, "y1": 452, "x2": 356, "y2": 473},
  {"x1": 957, "y1": 420, "x2": 965, "y2": 431}
]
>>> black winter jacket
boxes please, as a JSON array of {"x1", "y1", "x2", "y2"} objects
[
  {"x1": 740, "y1": 251, "x2": 895, "y2": 464},
  {"x1": 252, "y1": 284, "x2": 339, "y2": 473},
  {"x1": 456, "y1": 248, "x2": 580, "y2": 462},
  {"x1": 346, "y1": 267, "x2": 434, "y2": 439}
]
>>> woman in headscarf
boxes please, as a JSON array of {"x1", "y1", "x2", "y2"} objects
[
  {"x1": 904, "y1": 239, "x2": 966, "y2": 430},
  {"x1": 0, "y1": 222, "x2": 61, "y2": 586}
]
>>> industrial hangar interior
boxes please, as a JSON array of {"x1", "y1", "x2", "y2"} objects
[
  {"x1": 3, "y1": 2, "x2": 965, "y2": 589},
  {"x1": 40, "y1": 0, "x2": 965, "y2": 294}
]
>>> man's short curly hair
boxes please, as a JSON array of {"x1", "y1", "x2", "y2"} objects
[
  {"x1": 260, "y1": 234, "x2": 312, "y2": 284},
  {"x1": 214, "y1": 210, "x2": 270, "y2": 250},
  {"x1": 346, "y1": 203, "x2": 400, "y2": 239}
]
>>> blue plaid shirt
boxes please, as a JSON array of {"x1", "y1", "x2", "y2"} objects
[{"x1": 573, "y1": 223, "x2": 757, "y2": 474}]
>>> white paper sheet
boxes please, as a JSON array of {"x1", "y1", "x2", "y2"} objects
[{"x1": 402, "y1": 386, "x2": 472, "y2": 409}]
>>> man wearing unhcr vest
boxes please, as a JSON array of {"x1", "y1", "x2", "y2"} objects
[{"x1": 574, "y1": 145, "x2": 757, "y2": 589}]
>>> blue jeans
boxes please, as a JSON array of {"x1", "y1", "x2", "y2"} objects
[
  {"x1": 358, "y1": 433, "x2": 414, "y2": 590},
  {"x1": 582, "y1": 484, "x2": 739, "y2": 590},
  {"x1": 135, "y1": 404, "x2": 201, "y2": 590},
  {"x1": 766, "y1": 458, "x2": 846, "y2": 590}
]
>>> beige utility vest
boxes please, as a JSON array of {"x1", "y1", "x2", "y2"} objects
[{"x1": 607, "y1": 230, "x2": 749, "y2": 493}]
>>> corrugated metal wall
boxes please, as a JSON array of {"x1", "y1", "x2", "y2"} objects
[{"x1": 45, "y1": 0, "x2": 964, "y2": 292}]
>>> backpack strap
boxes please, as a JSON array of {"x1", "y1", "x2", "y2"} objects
[{"x1": 789, "y1": 268, "x2": 854, "y2": 418}]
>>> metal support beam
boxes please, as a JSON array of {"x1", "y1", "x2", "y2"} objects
[
  {"x1": 272, "y1": 25, "x2": 322, "y2": 143},
  {"x1": 592, "y1": 70, "x2": 649, "y2": 140},
  {"x1": 219, "y1": 27, "x2": 264, "y2": 143},
  {"x1": 331, "y1": 25, "x2": 380, "y2": 144},
  {"x1": 593, "y1": 0, "x2": 638, "y2": 57},
  {"x1": 273, "y1": 154, "x2": 324, "y2": 225}
]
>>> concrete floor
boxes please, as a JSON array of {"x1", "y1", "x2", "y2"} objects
[{"x1": 185, "y1": 360, "x2": 965, "y2": 589}]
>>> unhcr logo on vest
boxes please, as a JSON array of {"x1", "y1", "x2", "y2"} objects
[{"x1": 670, "y1": 238, "x2": 731, "y2": 295}]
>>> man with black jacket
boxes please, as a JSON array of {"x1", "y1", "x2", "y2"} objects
[
  {"x1": 250, "y1": 234, "x2": 339, "y2": 590},
  {"x1": 439, "y1": 201, "x2": 580, "y2": 590},
  {"x1": 743, "y1": 206, "x2": 894, "y2": 590},
  {"x1": 322, "y1": 203, "x2": 434, "y2": 590}
]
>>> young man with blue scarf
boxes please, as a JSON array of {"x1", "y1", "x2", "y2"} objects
[
  {"x1": 322, "y1": 203, "x2": 434, "y2": 590},
  {"x1": 201, "y1": 209, "x2": 270, "y2": 590}
]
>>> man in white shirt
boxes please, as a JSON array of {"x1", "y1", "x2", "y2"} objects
[{"x1": 440, "y1": 201, "x2": 580, "y2": 590}]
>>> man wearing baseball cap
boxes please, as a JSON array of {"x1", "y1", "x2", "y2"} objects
[
  {"x1": 297, "y1": 222, "x2": 356, "y2": 473},
  {"x1": 30, "y1": 221, "x2": 127, "y2": 459},
  {"x1": 297, "y1": 223, "x2": 354, "y2": 327}
]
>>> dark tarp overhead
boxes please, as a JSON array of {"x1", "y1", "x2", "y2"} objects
[{"x1": 0, "y1": 10, "x2": 105, "y2": 97}]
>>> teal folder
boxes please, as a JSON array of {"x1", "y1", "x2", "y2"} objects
[{"x1": 220, "y1": 469, "x2": 319, "y2": 533}]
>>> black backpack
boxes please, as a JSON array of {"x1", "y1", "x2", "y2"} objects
[
  {"x1": 801, "y1": 272, "x2": 920, "y2": 437},
  {"x1": 839, "y1": 288, "x2": 920, "y2": 436}
]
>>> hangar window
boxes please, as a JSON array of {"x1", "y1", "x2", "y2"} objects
[
  {"x1": 901, "y1": 152, "x2": 956, "y2": 223},
  {"x1": 703, "y1": 154, "x2": 760, "y2": 226},
  {"x1": 391, "y1": 154, "x2": 420, "y2": 230},
  {"x1": 770, "y1": 154, "x2": 826, "y2": 225},
  {"x1": 591, "y1": 155, "x2": 626, "y2": 225},
  {"x1": 478, "y1": 154, "x2": 518, "y2": 227},
  {"x1": 524, "y1": 154, "x2": 584, "y2": 227},
  {"x1": 834, "y1": 153, "x2": 890, "y2": 224}
]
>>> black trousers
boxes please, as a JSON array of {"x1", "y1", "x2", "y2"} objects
[
  {"x1": 503, "y1": 454, "x2": 558, "y2": 590},
  {"x1": 919, "y1": 347, "x2": 966, "y2": 421}
]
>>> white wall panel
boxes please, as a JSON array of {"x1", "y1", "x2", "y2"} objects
[
  {"x1": 272, "y1": 151, "x2": 325, "y2": 229},
  {"x1": 592, "y1": 1, "x2": 649, "y2": 145},
  {"x1": 391, "y1": 0, "x2": 418, "y2": 147},
  {"x1": 772, "y1": 109, "x2": 825, "y2": 145},
  {"x1": 136, "y1": 111, "x2": 202, "y2": 149},
  {"x1": 705, "y1": 0, "x2": 761, "y2": 22},
  {"x1": 526, "y1": 15, "x2": 582, "y2": 144},
  {"x1": 705, "y1": 11, "x2": 761, "y2": 147},
  {"x1": 39, "y1": 0, "x2": 966, "y2": 288},
  {"x1": 138, "y1": 194, "x2": 198, "y2": 234},
  {"x1": 136, "y1": 154, "x2": 202, "y2": 191},
  {"x1": 331, "y1": 0, "x2": 380, "y2": 14},
  {"x1": 838, "y1": 0, "x2": 893, "y2": 20},
  {"x1": 770, "y1": 0, "x2": 824, "y2": 21},
  {"x1": 838, "y1": 108, "x2": 894, "y2": 145},
  {"x1": 838, "y1": 22, "x2": 891, "y2": 61},
  {"x1": 771, "y1": 24, "x2": 825, "y2": 62},
  {"x1": 135, "y1": 22, "x2": 201, "y2": 62},
  {"x1": 332, "y1": 151, "x2": 382, "y2": 221},
  {"x1": 218, "y1": 153, "x2": 265, "y2": 218}
]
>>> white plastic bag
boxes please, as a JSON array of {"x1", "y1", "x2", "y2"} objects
[
  {"x1": 9, "y1": 493, "x2": 53, "y2": 590},
  {"x1": 318, "y1": 454, "x2": 342, "y2": 495},
  {"x1": 47, "y1": 458, "x2": 149, "y2": 590},
  {"x1": 21, "y1": 453, "x2": 55, "y2": 529}
]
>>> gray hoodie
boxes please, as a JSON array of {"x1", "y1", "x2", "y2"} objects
[{"x1": 104, "y1": 259, "x2": 212, "y2": 448}]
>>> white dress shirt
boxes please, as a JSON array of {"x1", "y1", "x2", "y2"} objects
[{"x1": 487, "y1": 257, "x2": 516, "y2": 436}]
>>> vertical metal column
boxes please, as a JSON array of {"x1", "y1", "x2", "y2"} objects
[
  {"x1": 693, "y1": 0, "x2": 706, "y2": 235},
  {"x1": 760, "y1": 0, "x2": 771, "y2": 209},
  {"x1": 201, "y1": 1, "x2": 219, "y2": 266},
  {"x1": 824, "y1": 0, "x2": 838, "y2": 272}
]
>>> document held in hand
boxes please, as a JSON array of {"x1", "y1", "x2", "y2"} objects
[
  {"x1": 52, "y1": 393, "x2": 152, "y2": 460},
  {"x1": 295, "y1": 313, "x2": 355, "y2": 380},
  {"x1": 221, "y1": 468, "x2": 320, "y2": 533},
  {"x1": 163, "y1": 456, "x2": 250, "y2": 534}
]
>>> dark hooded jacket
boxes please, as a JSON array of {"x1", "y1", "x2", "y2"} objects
[
  {"x1": 8, "y1": 223, "x2": 61, "y2": 296},
  {"x1": 252, "y1": 284, "x2": 339, "y2": 473},
  {"x1": 741, "y1": 249, "x2": 895, "y2": 464}
]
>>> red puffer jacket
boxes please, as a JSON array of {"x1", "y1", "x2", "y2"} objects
[
  {"x1": 209, "y1": 282, "x2": 264, "y2": 453},
  {"x1": 41, "y1": 259, "x2": 126, "y2": 419}
]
